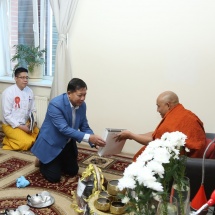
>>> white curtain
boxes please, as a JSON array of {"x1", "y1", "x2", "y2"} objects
[
  {"x1": 0, "y1": 0, "x2": 11, "y2": 76},
  {"x1": 49, "y1": 0, "x2": 79, "y2": 99}
]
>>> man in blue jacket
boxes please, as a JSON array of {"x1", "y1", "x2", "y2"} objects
[{"x1": 31, "y1": 78, "x2": 106, "y2": 182}]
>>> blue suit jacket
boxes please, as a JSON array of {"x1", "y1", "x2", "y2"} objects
[{"x1": 31, "y1": 93, "x2": 94, "y2": 164}]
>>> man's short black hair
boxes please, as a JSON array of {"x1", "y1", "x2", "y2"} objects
[
  {"x1": 14, "y1": 67, "x2": 28, "y2": 77},
  {"x1": 67, "y1": 78, "x2": 87, "y2": 92}
]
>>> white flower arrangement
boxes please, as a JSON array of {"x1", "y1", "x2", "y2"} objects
[{"x1": 117, "y1": 131, "x2": 189, "y2": 215}]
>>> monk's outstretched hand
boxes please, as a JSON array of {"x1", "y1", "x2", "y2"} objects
[{"x1": 114, "y1": 130, "x2": 131, "y2": 142}]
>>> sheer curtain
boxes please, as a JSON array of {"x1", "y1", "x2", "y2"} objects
[
  {"x1": 49, "y1": 0, "x2": 79, "y2": 99},
  {"x1": 0, "y1": 0, "x2": 11, "y2": 76}
]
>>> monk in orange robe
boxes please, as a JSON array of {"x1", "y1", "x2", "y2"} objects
[{"x1": 115, "y1": 91, "x2": 206, "y2": 161}]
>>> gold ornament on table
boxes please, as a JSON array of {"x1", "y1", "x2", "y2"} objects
[
  {"x1": 110, "y1": 201, "x2": 126, "y2": 215},
  {"x1": 107, "y1": 180, "x2": 126, "y2": 196},
  {"x1": 71, "y1": 164, "x2": 105, "y2": 214},
  {"x1": 94, "y1": 197, "x2": 111, "y2": 212},
  {"x1": 90, "y1": 179, "x2": 127, "y2": 215},
  {"x1": 99, "y1": 190, "x2": 113, "y2": 201}
]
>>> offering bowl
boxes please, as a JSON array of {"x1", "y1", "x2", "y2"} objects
[
  {"x1": 110, "y1": 201, "x2": 126, "y2": 215},
  {"x1": 94, "y1": 197, "x2": 110, "y2": 212},
  {"x1": 99, "y1": 190, "x2": 113, "y2": 201},
  {"x1": 107, "y1": 180, "x2": 126, "y2": 196}
]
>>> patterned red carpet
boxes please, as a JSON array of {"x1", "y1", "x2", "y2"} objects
[
  {"x1": 77, "y1": 147, "x2": 132, "y2": 176},
  {"x1": 0, "y1": 148, "x2": 132, "y2": 197},
  {"x1": 0, "y1": 130, "x2": 133, "y2": 214},
  {"x1": 0, "y1": 197, "x2": 63, "y2": 215},
  {"x1": 5, "y1": 169, "x2": 80, "y2": 197},
  {"x1": 0, "y1": 157, "x2": 32, "y2": 177}
]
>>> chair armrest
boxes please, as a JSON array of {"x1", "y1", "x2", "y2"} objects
[{"x1": 185, "y1": 157, "x2": 215, "y2": 200}]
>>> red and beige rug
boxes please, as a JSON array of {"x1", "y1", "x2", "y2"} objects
[
  {"x1": 0, "y1": 195, "x2": 64, "y2": 215},
  {"x1": 0, "y1": 131, "x2": 133, "y2": 215},
  {"x1": 0, "y1": 150, "x2": 76, "y2": 214}
]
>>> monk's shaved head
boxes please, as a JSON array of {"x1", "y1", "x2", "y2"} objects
[
  {"x1": 156, "y1": 91, "x2": 179, "y2": 118},
  {"x1": 157, "y1": 91, "x2": 179, "y2": 105}
]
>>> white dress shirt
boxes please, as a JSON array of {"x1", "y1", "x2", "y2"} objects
[
  {"x1": 2, "y1": 84, "x2": 36, "y2": 128},
  {"x1": 68, "y1": 97, "x2": 90, "y2": 143}
]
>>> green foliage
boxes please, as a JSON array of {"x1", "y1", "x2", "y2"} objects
[
  {"x1": 11, "y1": 44, "x2": 46, "y2": 73},
  {"x1": 161, "y1": 155, "x2": 188, "y2": 215},
  {"x1": 117, "y1": 132, "x2": 189, "y2": 215},
  {"x1": 120, "y1": 155, "x2": 188, "y2": 215},
  {"x1": 123, "y1": 184, "x2": 157, "y2": 215}
]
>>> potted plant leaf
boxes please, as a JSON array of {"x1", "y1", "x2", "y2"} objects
[{"x1": 11, "y1": 44, "x2": 46, "y2": 79}]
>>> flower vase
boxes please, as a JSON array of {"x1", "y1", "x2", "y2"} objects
[
  {"x1": 156, "y1": 195, "x2": 178, "y2": 215},
  {"x1": 171, "y1": 177, "x2": 190, "y2": 215}
]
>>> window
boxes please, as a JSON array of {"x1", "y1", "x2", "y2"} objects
[
  {"x1": 9, "y1": 0, "x2": 57, "y2": 77},
  {"x1": 45, "y1": 1, "x2": 58, "y2": 76}
]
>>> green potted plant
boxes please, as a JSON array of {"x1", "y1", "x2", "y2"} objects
[{"x1": 11, "y1": 44, "x2": 46, "y2": 79}]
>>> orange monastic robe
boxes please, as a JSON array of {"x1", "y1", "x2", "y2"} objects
[{"x1": 133, "y1": 104, "x2": 206, "y2": 161}]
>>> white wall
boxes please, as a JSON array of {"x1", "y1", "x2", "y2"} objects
[{"x1": 69, "y1": 0, "x2": 215, "y2": 155}]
